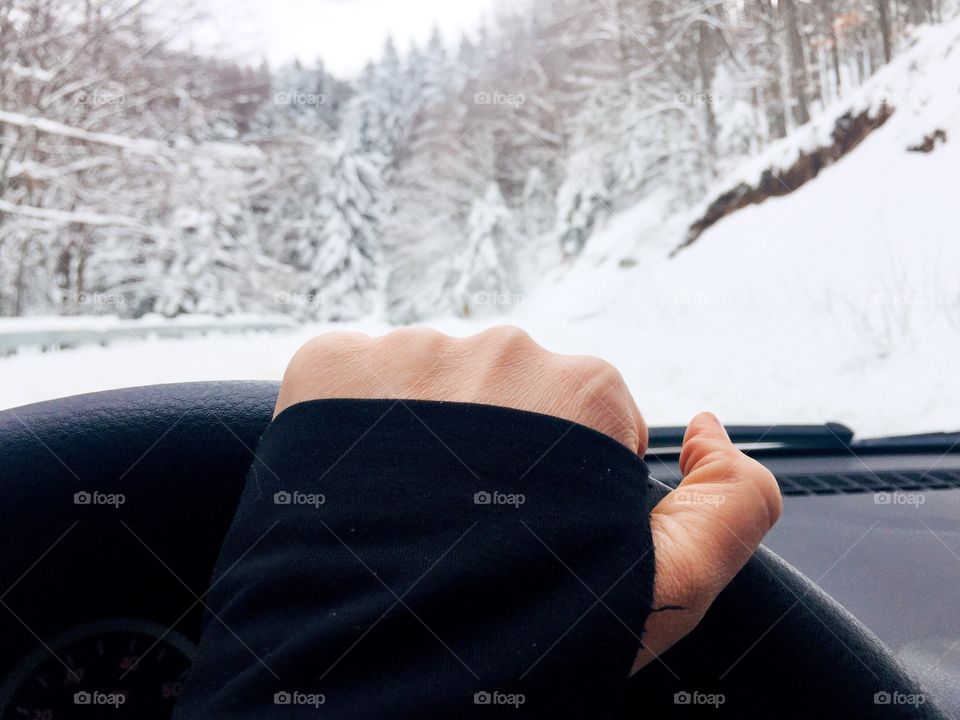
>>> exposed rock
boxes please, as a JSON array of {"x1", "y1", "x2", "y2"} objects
[
  {"x1": 908, "y1": 129, "x2": 948, "y2": 153},
  {"x1": 674, "y1": 104, "x2": 895, "y2": 256}
]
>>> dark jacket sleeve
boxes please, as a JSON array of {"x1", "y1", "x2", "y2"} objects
[{"x1": 173, "y1": 399, "x2": 656, "y2": 719}]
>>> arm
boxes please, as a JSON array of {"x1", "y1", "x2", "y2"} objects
[{"x1": 173, "y1": 326, "x2": 781, "y2": 718}]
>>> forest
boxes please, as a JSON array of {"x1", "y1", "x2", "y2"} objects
[{"x1": 0, "y1": 0, "x2": 955, "y2": 321}]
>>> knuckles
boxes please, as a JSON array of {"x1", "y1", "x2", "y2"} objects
[
  {"x1": 467, "y1": 325, "x2": 540, "y2": 361},
  {"x1": 278, "y1": 326, "x2": 643, "y2": 450},
  {"x1": 283, "y1": 332, "x2": 370, "y2": 381},
  {"x1": 376, "y1": 326, "x2": 448, "y2": 353}
]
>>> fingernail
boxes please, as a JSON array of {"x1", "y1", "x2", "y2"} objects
[{"x1": 704, "y1": 412, "x2": 730, "y2": 440}]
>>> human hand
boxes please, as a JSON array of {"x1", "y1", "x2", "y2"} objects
[
  {"x1": 275, "y1": 326, "x2": 782, "y2": 672},
  {"x1": 275, "y1": 325, "x2": 646, "y2": 452}
]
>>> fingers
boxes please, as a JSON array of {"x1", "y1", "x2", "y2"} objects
[
  {"x1": 659, "y1": 412, "x2": 782, "y2": 601},
  {"x1": 634, "y1": 413, "x2": 782, "y2": 672},
  {"x1": 675, "y1": 412, "x2": 783, "y2": 551}
]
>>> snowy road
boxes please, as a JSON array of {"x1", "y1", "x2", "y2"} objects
[{"x1": 0, "y1": 302, "x2": 956, "y2": 440}]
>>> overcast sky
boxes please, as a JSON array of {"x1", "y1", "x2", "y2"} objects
[{"x1": 188, "y1": 0, "x2": 504, "y2": 78}]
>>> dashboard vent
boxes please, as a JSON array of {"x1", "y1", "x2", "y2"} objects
[
  {"x1": 774, "y1": 469, "x2": 960, "y2": 496},
  {"x1": 656, "y1": 469, "x2": 960, "y2": 496}
]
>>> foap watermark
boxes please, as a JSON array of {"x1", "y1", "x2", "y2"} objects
[
  {"x1": 874, "y1": 690, "x2": 926, "y2": 707},
  {"x1": 674, "y1": 690, "x2": 725, "y2": 708},
  {"x1": 874, "y1": 91, "x2": 926, "y2": 110},
  {"x1": 75, "y1": 90, "x2": 126, "y2": 107},
  {"x1": 74, "y1": 690, "x2": 126, "y2": 708},
  {"x1": 674, "y1": 490, "x2": 726, "y2": 509},
  {"x1": 273, "y1": 690, "x2": 326, "y2": 708},
  {"x1": 74, "y1": 490, "x2": 125, "y2": 508},
  {"x1": 273, "y1": 91, "x2": 325, "y2": 106},
  {"x1": 274, "y1": 490, "x2": 326, "y2": 509},
  {"x1": 56, "y1": 290, "x2": 127, "y2": 308},
  {"x1": 870, "y1": 290, "x2": 935, "y2": 308},
  {"x1": 675, "y1": 91, "x2": 722, "y2": 106},
  {"x1": 874, "y1": 491, "x2": 925, "y2": 508},
  {"x1": 274, "y1": 291, "x2": 319, "y2": 307},
  {"x1": 672, "y1": 290, "x2": 729, "y2": 307},
  {"x1": 473, "y1": 291, "x2": 526, "y2": 307},
  {"x1": 473, "y1": 91, "x2": 525, "y2": 108},
  {"x1": 474, "y1": 490, "x2": 525, "y2": 509},
  {"x1": 473, "y1": 690, "x2": 525, "y2": 708}
]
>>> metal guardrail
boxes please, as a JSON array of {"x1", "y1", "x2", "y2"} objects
[{"x1": 0, "y1": 316, "x2": 297, "y2": 351}]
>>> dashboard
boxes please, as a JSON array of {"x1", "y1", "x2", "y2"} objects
[
  {"x1": 0, "y1": 620, "x2": 194, "y2": 718},
  {"x1": 647, "y1": 446, "x2": 960, "y2": 714}
]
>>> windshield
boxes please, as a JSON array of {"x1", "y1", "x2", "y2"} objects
[{"x1": 1, "y1": 0, "x2": 958, "y2": 438}]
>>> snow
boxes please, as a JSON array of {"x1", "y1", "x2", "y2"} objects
[
  {"x1": 0, "y1": 199, "x2": 159, "y2": 234},
  {"x1": 0, "y1": 110, "x2": 265, "y2": 161},
  {"x1": 510, "y1": 16, "x2": 960, "y2": 438},
  {"x1": 710, "y1": 19, "x2": 960, "y2": 195},
  {"x1": 2, "y1": 16, "x2": 959, "y2": 439},
  {"x1": 1, "y1": 62, "x2": 53, "y2": 82},
  {"x1": 0, "y1": 313, "x2": 294, "y2": 334},
  {"x1": 0, "y1": 109, "x2": 163, "y2": 155}
]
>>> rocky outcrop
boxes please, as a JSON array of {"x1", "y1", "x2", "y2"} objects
[
  {"x1": 674, "y1": 104, "x2": 895, "y2": 255},
  {"x1": 908, "y1": 129, "x2": 947, "y2": 153}
]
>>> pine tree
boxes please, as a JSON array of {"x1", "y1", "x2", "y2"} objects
[
  {"x1": 341, "y1": 36, "x2": 409, "y2": 166},
  {"x1": 521, "y1": 167, "x2": 555, "y2": 237},
  {"x1": 301, "y1": 142, "x2": 384, "y2": 321},
  {"x1": 2, "y1": 0, "x2": 946, "y2": 321},
  {"x1": 149, "y1": 157, "x2": 278, "y2": 317},
  {"x1": 447, "y1": 183, "x2": 517, "y2": 317},
  {"x1": 555, "y1": 155, "x2": 611, "y2": 259},
  {"x1": 384, "y1": 26, "x2": 471, "y2": 321}
]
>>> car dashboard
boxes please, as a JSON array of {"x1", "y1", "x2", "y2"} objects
[{"x1": 647, "y1": 437, "x2": 960, "y2": 714}]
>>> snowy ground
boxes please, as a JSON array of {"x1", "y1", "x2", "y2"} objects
[{"x1": 2, "y1": 20, "x2": 959, "y2": 438}]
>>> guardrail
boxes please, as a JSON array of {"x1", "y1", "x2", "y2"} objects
[{"x1": 0, "y1": 314, "x2": 297, "y2": 351}]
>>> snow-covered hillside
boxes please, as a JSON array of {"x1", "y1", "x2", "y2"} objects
[
  {"x1": 2, "y1": 18, "x2": 959, "y2": 438},
  {"x1": 512, "y1": 17, "x2": 960, "y2": 437}
]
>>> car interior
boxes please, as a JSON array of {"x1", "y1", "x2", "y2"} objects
[
  {"x1": 2, "y1": 0, "x2": 959, "y2": 717},
  {"x1": 0, "y1": 382, "x2": 956, "y2": 717}
]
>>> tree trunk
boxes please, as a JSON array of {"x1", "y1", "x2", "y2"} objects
[
  {"x1": 15, "y1": 239, "x2": 29, "y2": 317},
  {"x1": 780, "y1": 0, "x2": 811, "y2": 126},
  {"x1": 829, "y1": 22, "x2": 842, "y2": 96},
  {"x1": 696, "y1": 20, "x2": 718, "y2": 160},
  {"x1": 877, "y1": 0, "x2": 893, "y2": 64}
]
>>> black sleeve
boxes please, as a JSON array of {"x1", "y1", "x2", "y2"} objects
[{"x1": 173, "y1": 399, "x2": 656, "y2": 719}]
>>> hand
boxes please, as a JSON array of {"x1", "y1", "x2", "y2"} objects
[
  {"x1": 631, "y1": 411, "x2": 782, "y2": 672},
  {"x1": 275, "y1": 325, "x2": 646, "y2": 452},
  {"x1": 275, "y1": 326, "x2": 782, "y2": 672}
]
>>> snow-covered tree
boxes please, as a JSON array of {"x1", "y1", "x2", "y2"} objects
[
  {"x1": 0, "y1": 228, "x2": 47, "y2": 316},
  {"x1": 446, "y1": 183, "x2": 518, "y2": 317},
  {"x1": 521, "y1": 167, "x2": 555, "y2": 237},
  {"x1": 145, "y1": 147, "x2": 286, "y2": 317},
  {"x1": 2, "y1": 0, "x2": 953, "y2": 321},
  {"x1": 341, "y1": 37, "x2": 409, "y2": 165},
  {"x1": 555, "y1": 157, "x2": 611, "y2": 259},
  {"x1": 297, "y1": 143, "x2": 385, "y2": 321},
  {"x1": 267, "y1": 59, "x2": 348, "y2": 134}
]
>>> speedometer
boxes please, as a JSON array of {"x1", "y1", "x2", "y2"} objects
[{"x1": 0, "y1": 619, "x2": 195, "y2": 719}]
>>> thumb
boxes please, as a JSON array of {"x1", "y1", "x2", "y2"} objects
[
  {"x1": 633, "y1": 413, "x2": 781, "y2": 672},
  {"x1": 672, "y1": 412, "x2": 782, "y2": 557}
]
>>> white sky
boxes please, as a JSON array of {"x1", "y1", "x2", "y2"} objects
[{"x1": 188, "y1": 0, "x2": 505, "y2": 78}]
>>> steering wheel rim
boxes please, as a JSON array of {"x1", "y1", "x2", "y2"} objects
[
  {"x1": 0, "y1": 383, "x2": 947, "y2": 719},
  {"x1": 622, "y1": 478, "x2": 947, "y2": 717}
]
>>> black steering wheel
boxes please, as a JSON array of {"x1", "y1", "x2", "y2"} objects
[{"x1": 0, "y1": 383, "x2": 947, "y2": 719}]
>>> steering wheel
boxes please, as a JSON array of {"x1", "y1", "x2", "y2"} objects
[{"x1": 0, "y1": 383, "x2": 947, "y2": 719}]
